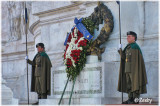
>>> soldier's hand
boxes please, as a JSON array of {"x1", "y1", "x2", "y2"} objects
[
  {"x1": 25, "y1": 56, "x2": 28, "y2": 60},
  {"x1": 118, "y1": 44, "x2": 122, "y2": 50}
]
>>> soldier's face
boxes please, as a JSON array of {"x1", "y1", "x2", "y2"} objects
[
  {"x1": 37, "y1": 46, "x2": 44, "y2": 52},
  {"x1": 127, "y1": 35, "x2": 135, "y2": 43}
]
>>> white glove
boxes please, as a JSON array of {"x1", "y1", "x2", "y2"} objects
[
  {"x1": 118, "y1": 44, "x2": 122, "y2": 50},
  {"x1": 25, "y1": 56, "x2": 28, "y2": 60}
]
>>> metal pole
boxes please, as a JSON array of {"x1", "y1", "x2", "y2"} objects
[
  {"x1": 25, "y1": 2, "x2": 29, "y2": 105},
  {"x1": 69, "y1": 77, "x2": 76, "y2": 105},
  {"x1": 119, "y1": 4, "x2": 121, "y2": 44},
  {"x1": 118, "y1": 1, "x2": 123, "y2": 103},
  {"x1": 58, "y1": 76, "x2": 70, "y2": 105}
]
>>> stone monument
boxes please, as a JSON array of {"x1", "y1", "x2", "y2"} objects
[{"x1": 2, "y1": 1, "x2": 158, "y2": 105}]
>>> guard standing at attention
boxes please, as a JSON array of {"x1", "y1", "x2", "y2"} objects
[{"x1": 117, "y1": 31, "x2": 147, "y2": 104}]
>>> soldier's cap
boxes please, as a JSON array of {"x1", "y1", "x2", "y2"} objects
[
  {"x1": 36, "y1": 43, "x2": 44, "y2": 48},
  {"x1": 127, "y1": 31, "x2": 137, "y2": 41}
]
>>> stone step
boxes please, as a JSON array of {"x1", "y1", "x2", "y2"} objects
[
  {"x1": 19, "y1": 100, "x2": 38, "y2": 105},
  {"x1": 39, "y1": 97, "x2": 158, "y2": 105},
  {"x1": 2, "y1": 78, "x2": 19, "y2": 105}
]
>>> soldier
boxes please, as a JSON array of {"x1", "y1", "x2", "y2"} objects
[
  {"x1": 117, "y1": 31, "x2": 148, "y2": 104},
  {"x1": 25, "y1": 43, "x2": 52, "y2": 101}
]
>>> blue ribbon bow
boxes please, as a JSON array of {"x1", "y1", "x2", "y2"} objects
[
  {"x1": 74, "y1": 17, "x2": 93, "y2": 41},
  {"x1": 64, "y1": 17, "x2": 93, "y2": 46}
]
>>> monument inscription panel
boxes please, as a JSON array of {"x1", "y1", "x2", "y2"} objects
[{"x1": 52, "y1": 66, "x2": 102, "y2": 97}]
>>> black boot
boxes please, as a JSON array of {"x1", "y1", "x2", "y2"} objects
[
  {"x1": 32, "y1": 102, "x2": 39, "y2": 105},
  {"x1": 132, "y1": 98, "x2": 139, "y2": 104},
  {"x1": 127, "y1": 98, "x2": 139, "y2": 104},
  {"x1": 38, "y1": 94, "x2": 41, "y2": 99},
  {"x1": 122, "y1": 100, "x2": 129, "y2": 104},
  {"x1": 122, "y1": 98, "x2": 133, "y2": 104},
  {"x1": 127, "y1": 98, "x2": 134, "y2": 104},
  {"x1": 41, "y1": 93, "x2": 47, "y2": 99}
]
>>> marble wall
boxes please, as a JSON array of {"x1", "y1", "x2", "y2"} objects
[{"x1": 2, "y1": 1, "x2": 158, "y2": 104}]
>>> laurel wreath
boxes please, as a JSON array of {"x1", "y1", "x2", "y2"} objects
[{"x1": 63, "y1": 2, "x2": 114, "y2": 80}]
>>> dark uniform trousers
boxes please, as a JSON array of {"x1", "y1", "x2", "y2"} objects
[
  {"x1": 125, "y1": 46, "x2": 140, "y2": 99},
  {"x1": 126, "y1": 73, "x2": 140, "y2": 99}
]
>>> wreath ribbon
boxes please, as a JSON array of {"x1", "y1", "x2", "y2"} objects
[
  {"x1": 74, "y1": 17, "x2": 93, "y2": 41},
  {"x1": 64, "y1": 17, "x2": 93, "y2": 46}
]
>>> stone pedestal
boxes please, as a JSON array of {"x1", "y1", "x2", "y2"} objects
[
  {"x1": 39, "y1": 55, "x2": 128, "y2": 105},
  {"x1": 39, "y1": 61, "x2": 119, "y2": 105},
  {"x1": 2, "y1": 78, "x2": 19, "y2": 105},
  {"x1": 86, "y1": 55, "x2": 100, "y2": 64}
]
